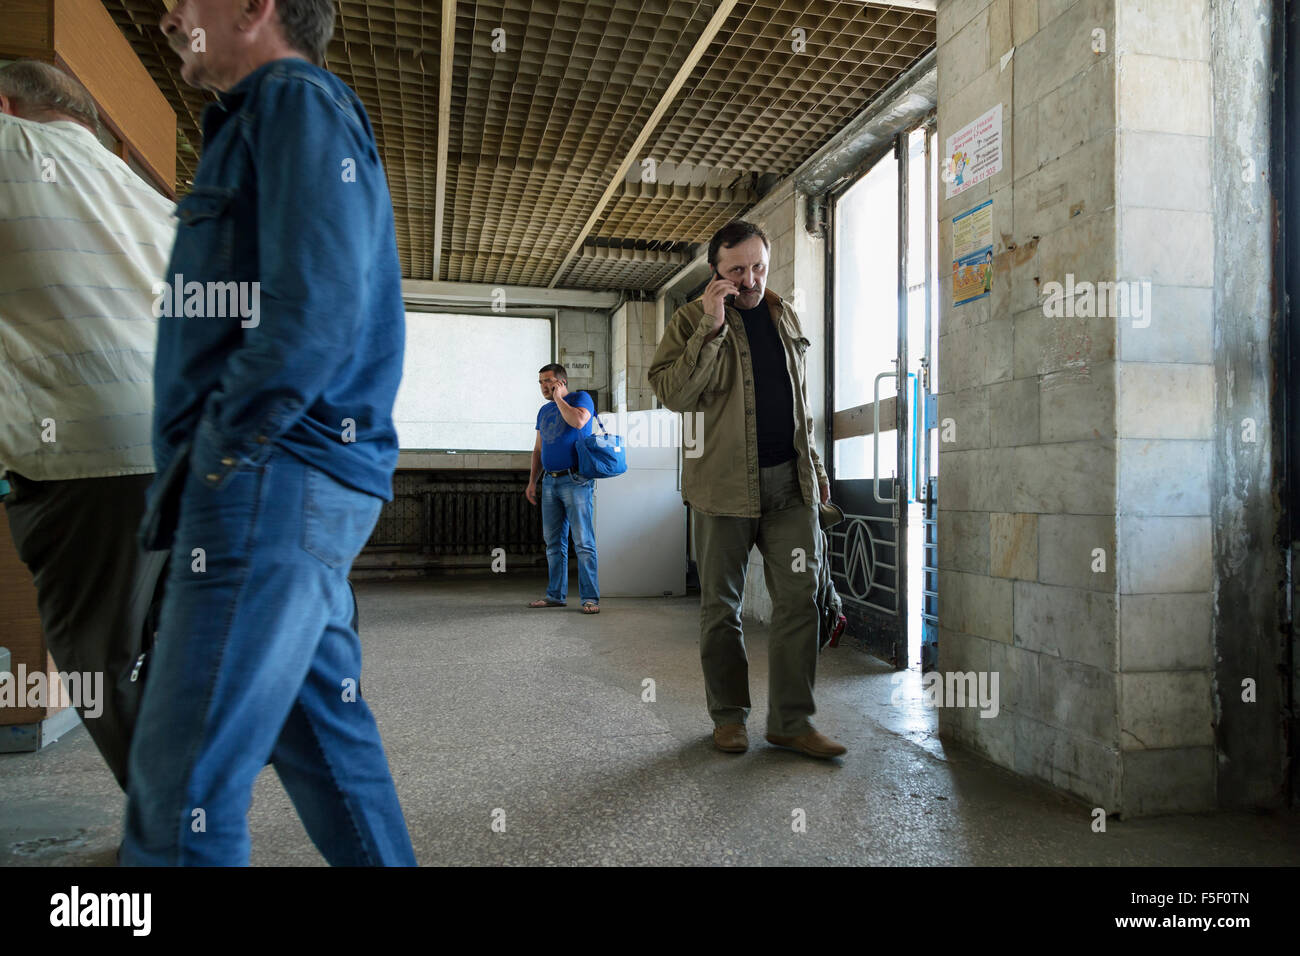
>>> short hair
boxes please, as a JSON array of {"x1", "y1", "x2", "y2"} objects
[
  {"x1": 708, "y1": 220, "x2": 770, "y2": 268},
  {"x1": 0, "y1": 60, "x2": 98, "y2": 132},
  {"x1": 275, "y1": 0, "x2": 336, "y2": 67},
  {"x1": 539, "y1": 363, "x2": 567, "y2": 381}
]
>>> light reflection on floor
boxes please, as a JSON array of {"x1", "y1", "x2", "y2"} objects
[
  {"x1": 867, "y1": 665, "x2": 946, "y2": 760},
  {"x1": 873, "y1": 505, "x2": 943, "y2": 758}
]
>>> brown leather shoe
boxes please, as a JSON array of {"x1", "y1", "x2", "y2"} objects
[
  {"x1": 765, "y1": 729, "x2": 847, "y2": 759},
  {"x1": 712, "y1": 723, "x2": 749, "y2": 753}
]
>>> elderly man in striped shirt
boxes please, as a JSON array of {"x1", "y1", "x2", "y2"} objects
[{"x1": 0, "y1": 60, "x2": 176, "y2": 789}]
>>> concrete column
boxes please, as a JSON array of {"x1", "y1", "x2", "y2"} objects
[
  {"x1": 936, "y1": 0, "x2": 1282, "y2": 815},
  {"x1": 937, "y1": 0, "x2": 1122, "y2": 808},
  {"x1": 1112, "y1": 0, "x2": 1216, "y2": 815},
  {"x1": 609, "y1": 302, "x2": 656, "y2": 412}
]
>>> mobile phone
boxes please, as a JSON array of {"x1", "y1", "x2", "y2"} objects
[{"x1": 713, "y1": 268, "x2": 736, "y2": 306}]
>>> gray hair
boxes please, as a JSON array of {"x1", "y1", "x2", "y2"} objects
[
  {"x1": 0, "y1": 60, "x2": 99, "y2": 132},
  {"x1": 276, "y1": 0, "x2": 336, "y2": 67}
]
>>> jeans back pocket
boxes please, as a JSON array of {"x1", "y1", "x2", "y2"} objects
[{"x1": 302, "y1": 467, "x2": 383, "y2": 569}]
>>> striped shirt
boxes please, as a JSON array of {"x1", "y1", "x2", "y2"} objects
[{"x1": 0, "y1": 113, "x2": 175, "y2": 481}]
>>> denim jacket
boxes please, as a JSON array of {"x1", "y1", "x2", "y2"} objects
[
  {"x1": 649, "y1": 288, "x2": 828, "y2": 518},
  {"x1": 144, "y1": 58, "x2": 404, "y2": 549}
]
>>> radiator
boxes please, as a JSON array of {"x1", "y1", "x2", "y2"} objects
[{"x1": 364, "y1": 470, "x2": 544, "y2": 567}]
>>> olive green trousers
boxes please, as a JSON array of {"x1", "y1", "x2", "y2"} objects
[{"x1": 692, "y1": 459, "x2": 821, "y2": 737}]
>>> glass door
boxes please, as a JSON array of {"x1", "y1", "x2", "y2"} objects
[
  {"x1": 828, "y1": 137, "x2": 907, "y2": 666},
  {"x1": 828, "y1": 123, "x2": 938, "y2": 670}
]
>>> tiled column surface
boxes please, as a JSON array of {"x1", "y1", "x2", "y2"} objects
[
  {"x1": 1113, "y1": 0, "x2": 1215, "y2": 814},
  {"x1": 611, "y1": 302, "x2": 657, "y2": 412},
  {"x1": 935, "y1": 0, "x2": 1220, "y2": 815},
  {"x1": 557, "y1": 307, "x2": 611, "y2": 402}
]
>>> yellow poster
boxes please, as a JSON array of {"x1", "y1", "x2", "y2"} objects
[{"x1": 952, "y1": 198, "x2": 993, "y2": 307}]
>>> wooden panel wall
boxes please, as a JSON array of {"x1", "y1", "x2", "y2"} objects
[
  {"x1": 52, "y1": 0, "x2": 175, "y2": 190},
  {"x1": 0, "y1": 0, "x2": 53, "y2": 59},
  {"x1": 0, "y1": 508, "x2": 50, "y2": 724}
]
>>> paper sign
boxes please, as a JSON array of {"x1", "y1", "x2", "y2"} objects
[
  {"x1": 952, "y1": 199, "x2": 993, "y2": 307},
  {"x1": 560, "y1": 349, "x2": 594, "y2": 377},
  {"x1": 944, "y1": 103, "x2": 1003, "y2": 199}
]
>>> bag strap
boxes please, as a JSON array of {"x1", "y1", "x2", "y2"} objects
[{"x1": 591, "y1": 413, "x2": 609, "y2": 437}]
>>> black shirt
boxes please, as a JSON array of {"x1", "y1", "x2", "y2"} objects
[{"x1": 737, "y1": 300, "x2": 797, "y2": 467}]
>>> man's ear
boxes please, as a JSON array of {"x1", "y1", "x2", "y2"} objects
[
  {"x1": 0, "y1": 94, "x2": 16, "y2": 118},
  {"x1": 239, "y1": 0, "x2": 280, "y2": 34}
]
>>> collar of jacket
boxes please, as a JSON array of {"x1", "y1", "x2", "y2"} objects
[
  {"x1": 683, "y1": 286, "x2": 803, "y2": 338},
  {"x1": 737, "y1": 288, "x2": 805, "y2": 343},
  {"x1": 201, "y1": 57, "x2": 316, "y2": 142}
]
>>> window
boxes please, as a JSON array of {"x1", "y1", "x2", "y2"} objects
[{"x1": 392, "y1": 312, "x2": 552, "y2": 451}]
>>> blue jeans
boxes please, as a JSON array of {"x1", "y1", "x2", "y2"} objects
[
  {"x1": 541, "y1": 472, "x2": 599, "y2": 604},
  {"x1": 121, "y1": 447, "x2": 416, "y2": 866}
]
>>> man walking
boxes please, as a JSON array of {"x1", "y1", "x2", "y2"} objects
[
  {"x1": 0, "y1": 61, "x2": 174, "y2": 789},
  {"x1": 525, "y1": 363, "x2": 600, "y2": 614},
  {"x1": 122, "y1": 0, "x2": 415, "y2": 865},
  {"x1": 649, "y1": 221, "x2": 846, "y2": 759}
]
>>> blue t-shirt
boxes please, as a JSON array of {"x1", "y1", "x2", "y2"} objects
[{"x1": 536, "y1": 391, "x2": 595, "y2": 471}]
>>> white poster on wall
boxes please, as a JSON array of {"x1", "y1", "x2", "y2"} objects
[{"x1": 944, "y1": 103, "x2": 1003, "y2": 199}]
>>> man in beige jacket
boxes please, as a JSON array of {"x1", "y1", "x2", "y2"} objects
[{"x1": 649, "y1": 220, "x2": 846, "y2": 759}]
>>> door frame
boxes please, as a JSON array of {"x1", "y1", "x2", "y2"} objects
[{"x1": 822, "y1": 119, "x2": 937, "y2": 669}]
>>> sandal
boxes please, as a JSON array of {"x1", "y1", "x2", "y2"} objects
[
  {"x1": 581, "y1": 602, "x2": 600, "y2": 614},
  {"x1": 528, "y1": 599, "x2": 566, "y2": 608}
]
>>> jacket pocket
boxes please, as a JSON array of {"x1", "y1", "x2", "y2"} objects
[
  {"x1": 173, "y1": 185, "x2": 237, "y2": 278},
  {"x1": 177, "y1": 185, "x2": 235, "y2": 223},
  {"x1": 792, "y1": 335, "x2": 813, "y2": 381},
  {"x1": 703, "y1": 333, "x2": 735, "y2": 398}
]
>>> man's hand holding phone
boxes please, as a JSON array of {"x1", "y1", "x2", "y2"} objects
[{"x1": 702, "y1": 269, "x2": 738, "y2": 338}]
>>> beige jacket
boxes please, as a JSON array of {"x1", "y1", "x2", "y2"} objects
[{"x1": 649, "y1": 287, "x2": 828, "y2": 518}]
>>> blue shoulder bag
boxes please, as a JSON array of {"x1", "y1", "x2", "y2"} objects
[{"x1": 576, "y1": 414, "x2": 627, "y2": 479}]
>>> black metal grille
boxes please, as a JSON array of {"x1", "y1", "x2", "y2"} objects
[{"x1": 366, "y1": 470, "x2": 544, "y2": 561}]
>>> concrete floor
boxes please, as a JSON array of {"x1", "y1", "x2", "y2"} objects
[{"x1": 2, "y1": 574, "x2": 1298, "y2": 866}]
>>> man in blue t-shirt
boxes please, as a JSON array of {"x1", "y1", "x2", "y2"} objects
[{"x1": 525, "y1": 363, "x2": 600, "y2": 613}]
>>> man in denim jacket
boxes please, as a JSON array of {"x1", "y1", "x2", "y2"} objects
[{"x1": 122, "y1": 0, "x2": 416, "y2": 865}]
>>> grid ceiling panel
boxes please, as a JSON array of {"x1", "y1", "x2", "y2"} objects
[
  {"x1": 562, "y1": 247, "x2": 693, "y2": 290},
  {"x1": 597, "y1": 181, "x2": 758, "y2": 245},
  {"x1": 330, "y1": 1, "x2": 442, "y2": 278},
  {"x1": 563, "y1": 1, "x2": 936, "y2": 286},
  {"x1": 102, "y1": 1, "x2": 934, "y2": 292},
  {"x1": 444, "y1": 1, "x2": 712, "y2": 287}
]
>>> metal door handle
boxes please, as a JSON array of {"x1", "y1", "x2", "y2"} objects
[{"x1": 873, "y1": 370, "x2": 898, "y2": 505}]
